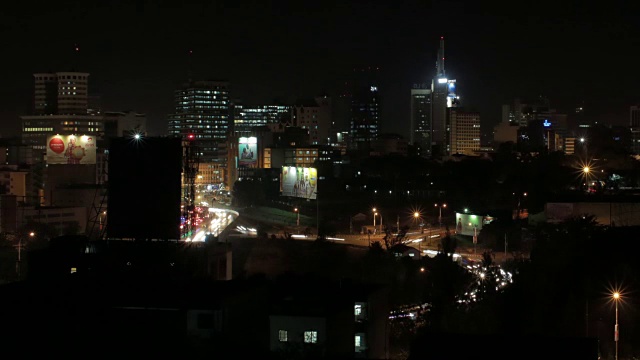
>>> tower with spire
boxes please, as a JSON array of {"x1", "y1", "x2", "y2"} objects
[{"x1": 430, "y1": 36, "x2": 459, "y2": 157}]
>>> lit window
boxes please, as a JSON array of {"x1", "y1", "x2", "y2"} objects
[
  {"x1": 355, "y1": 335, "x2": 361, "y2": 347},
  {"x1": 304, "y1": 330, "x2": 317, "y2": 344},
  {"x1": 354, "y1": 304, "x2": 362, "y2": 316},
  {"x1": 278, "y1": 330, "x2": 288, "y2": 342}
]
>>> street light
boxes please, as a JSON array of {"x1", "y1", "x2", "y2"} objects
[
  {"x1": 613, "y1": 291, "x2": 620, "y2": 360},
  {"x1": 414, "y1": 212, "x2": 420, "y2": 228},
  {"x1": 434, "y1": 203, "x2": 447, "y2": 228},
  {"x1": 16, "y1": 232, "x2": 35, "y2": 278},
  {"x1": 372, "y1": 208, "x2": 377, "y2": 231},
  {"x1": 294, "y1": 208, "x2": 300, "y2": 227}
]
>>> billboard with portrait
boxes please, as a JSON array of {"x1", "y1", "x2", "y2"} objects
[
  {"x1": 46, "y1": 134, "x2": 97, "y2": 165},
  {"x1": 281, "y1": 166, "x2": 317, "y2": 199},
  {"x1": 454, "y1": 213, "x2": 484, "y2": 236},
  {"x1": 238, "y1": 136, "x2": 258, "y2": 165}
]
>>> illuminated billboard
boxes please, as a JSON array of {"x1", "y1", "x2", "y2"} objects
[
  {"x1": 46, "y1": 134, "x2": 96, "y2": 165},
  {"x1": 238, "y1": 137, "x2": 258, "y2": 165},
  {"x1": 454, "y1": 212, "x2": 488, "y2": 236},
  {"x1": 281, "y1": 166, "x2": 317, "y2": 199}
]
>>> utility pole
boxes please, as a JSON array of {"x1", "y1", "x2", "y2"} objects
[
  {"x1": 396, "y1": 214, "x2": 399, "y2": 233},
  {"x1": 504, "y1": 233, "x2": 508, "y2": 261}
]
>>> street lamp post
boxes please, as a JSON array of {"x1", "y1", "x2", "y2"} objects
[
  {"x1": 613, "y1": 292, "x2": 620, "y2": 360},
  {"x1": 294, "y1": 208, "x2": 300, "y2": 227},
  {"x1": 372, "y1": 208, "x2": 377, "y2": 233},
  {"x1": 414, "y1": 212, "x2": 420, "y2": 229},
  {"x1": 16, "y1": 232, "x2": 35, "y2": 278},
  {"x1": 434, "y1": 203, "x2": 447, "y2": 228}
]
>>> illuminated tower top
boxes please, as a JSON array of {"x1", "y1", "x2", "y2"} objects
[{"x1": 436, "y1": 36, "x2": 445, "y2": 78}]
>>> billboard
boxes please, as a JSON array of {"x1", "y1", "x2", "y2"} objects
[
  {"x1": 238, "y1": 137, "x2": 258, "y2": 165},
  {"x1": 455, "y1": 213, "x2": 485, "y2": 236},
  {"x1": 281, "y1": 166, "x2": 317, "y2": 199},
  {"x1": 46, "y1": 134, "x2": 96, "y2": 165}
]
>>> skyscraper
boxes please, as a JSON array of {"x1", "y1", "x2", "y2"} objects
[
  {"x1": 167, "y1": 80, "x2": 231, "y2": 163},
  {"x1": 430, "y1": 37, "x2": 457, "y2": 157},
  {"x1": 349, "y1": 67, "x2": 381, "y2": 150},
  {"x1": 410, "y1": 84, "x2": 432, "y2": 157}
]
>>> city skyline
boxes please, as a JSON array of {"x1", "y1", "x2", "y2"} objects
[{"x1": 1, "y1": 1, "x2": 639, "y2": 139}]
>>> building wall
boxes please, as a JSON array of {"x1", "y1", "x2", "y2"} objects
[
  {"x1": 269, "y1": 316, "x2": 327, "y2": 352},
  {"x1": 20, "y1": 206, "x2": 88, "y2": 235},
  {"x1": 449, "y1": 109, "x2": 480, "y2": 155},
  {"x1": 167, "y1": 80, "x2": 230, "y2": 163},
  {"x1": 410, "y1": 87, "x2": 432, "y2": 157}
]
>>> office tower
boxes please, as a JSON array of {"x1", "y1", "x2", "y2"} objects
[
  {"x1": 33, "y1": 72, "x2": 89, "y2": 115},
  {"x1": 167, "y1": 80, "x2": 231, "y2": 163},
  {"x1": 348, "y1": 67, "x2": 381, "y2": 150},
  {"x1": 410, "y1": 84, "x2": 432, "y2": 157},
  {"x1": 448, "y1": 109, "x2": 480, "y2": 155},
  {"x1": 430, "y1": 37, "x2": 457, "y2": 157},
  {"x1": 630, "y1": 106, "x2": 640, "y2": 155},
  {"x1": 236, "y1": 104, "x2": 291, "y2": 135},
  {"x1": 293, "y1": 96, "x2": 332, "y2": 145}
]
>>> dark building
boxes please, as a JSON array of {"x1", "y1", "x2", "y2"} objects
[
  {"x1": 410, "y1": 84, "x2": 432, "y2": 157},
  {"x1": 407, "y1": 332, "x2": 598, "y2": 360},
  {"x1": 106, "y1": 136, "x2": 182, "y2": 240},
  {"x1": 349, "y1": 68, "x2": 381, "y2": 151},
  {"x1": 0, "y1": 251, "x2": 388, "y2": 359}
]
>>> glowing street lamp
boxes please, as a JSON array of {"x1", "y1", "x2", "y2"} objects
[
  {"x1": 434, "y1": 203, "x2": 447, "y2": 227},
  {"x1": 613, "y1": 291, "x2": 621, "y2": 360},
  {"x1": 294, "y1": 208, "x2": 299, "y2": 227}
]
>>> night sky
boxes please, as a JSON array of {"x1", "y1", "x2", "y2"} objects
[{"x1": 2, "y1": 1, "x2": 639, "y2": 139}]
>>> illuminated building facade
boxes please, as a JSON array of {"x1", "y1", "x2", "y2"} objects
[{"x1": 167, "y1": 80, "x2": 231, "y2": 163}]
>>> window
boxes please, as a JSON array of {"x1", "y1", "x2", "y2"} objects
[
  {"x1": 278, "y1": 330, "x2": 288, "y2": 342},
  {"x1": 354, "y1": 304, "x2": 362, "y2": 316},
  {"x1": 304, "y1": 330, "x2": 318, "y2": 344},
  {"x1": 355, "y1": 335, "x2": 361, "y2": 347}
]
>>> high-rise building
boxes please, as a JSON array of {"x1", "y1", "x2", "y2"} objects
[
  {"x1": 410, "y1": 84, "x2": 432, "y2": 157},
  {"x1": 235, "y1": 104, "x2": 291, "y2": 135},
  {"x1": 448, "y1": 109, "x2": 480, "y2": 155},
  {"x1": 33, "y1": 72, "x2": 89, "y2": 115},
  {"x1": 630, "y1": 106, "x2": 640, "y2": 155},
  {"x1": 430, "y1": 37, "x2": 458, "y2": 157},
  {"x1": 293, "y1": 96, "x2": 332, "y2": 145},
  {"x1": 167, "y1": 80, "x2": 231, "y2": 163},
  {"x1": 349, "y1": 74, "x2": 380, "y2": 150}
]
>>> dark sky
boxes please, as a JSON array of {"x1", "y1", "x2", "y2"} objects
[{"x1": 1, "y1": 0, "x2": 639, "y2": 138}]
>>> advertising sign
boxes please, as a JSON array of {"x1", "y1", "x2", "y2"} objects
[
  {"x1": 46, "y1": 134, "x2": 96, "y2": 165},
  {"x1": 238, "y1": 137, "x2": 258, "y2": 165},
  {"x1": 281, "y1": 166, "x2": 317, "y2": 200},
  {"x1": 454, "y1": 213, "x2": 484, "y2": 236}
]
